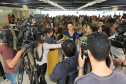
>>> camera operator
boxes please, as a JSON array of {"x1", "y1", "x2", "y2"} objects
[
  {"x1": 75, "y1": 32, "x2": 126, "y2": 84},
  {"x1": 35, "y1": 36, "x2": 62, "y2": 84},
  {"x1": 109, "y1": 22, "x2": 126, "y2": 71},
  {"x1": 0, "y1": 40, "x2": 26, "y2": 84}
]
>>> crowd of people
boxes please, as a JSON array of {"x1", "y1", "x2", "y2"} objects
[
  {"x1": 0, "y1": 13, "x2": 126, "y2": 84},
  {"x1": 8, "y1": 14, "x2": 20, "y2": 24}
]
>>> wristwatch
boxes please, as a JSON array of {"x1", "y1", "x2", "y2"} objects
[
  {"x1": 121, "y1": 63, "x2": 126, "y2": 67},
  {"x1": 77, "y1": 67, "x2": 83, "y2": 70}
]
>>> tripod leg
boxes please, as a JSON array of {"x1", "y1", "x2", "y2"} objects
[
  {"x1": 16, "y1": 71, "x2": 19, "y2": 84},
  {"x1": 34, "y1": 67, "x2": 39, "y2": 84},
  {"x1": 30, "y1": 68, "x2": 33, "y2": 84}
]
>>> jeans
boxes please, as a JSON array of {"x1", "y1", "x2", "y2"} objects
[{"x1": 5, "y1": 68, "x2": 24, "y2": 84}]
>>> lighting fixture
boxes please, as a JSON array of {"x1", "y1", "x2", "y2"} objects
[
  {"x1": 77, "y1": 0, "x2": 107, "y2": 10},
  {"x1": 95, "y1": 0, "x2": 106, "y2": 3},
  {"x1": 38, "y1": 0, "x2": 49, "y2": 3},
  {"x1": 39, "y1": 0, "x2": 66, "y2": 10}
]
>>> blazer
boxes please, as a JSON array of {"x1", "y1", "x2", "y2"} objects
[{"x1": 50, "y1": 55, "x2": 78, "y2": 84}]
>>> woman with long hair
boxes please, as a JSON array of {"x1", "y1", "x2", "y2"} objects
[
  {"x1": 45, "y1": 28, "x2": 64, "y2": 77},
  {"x1": 35, "y1": 37, "x2": 62, "y2": 84}
]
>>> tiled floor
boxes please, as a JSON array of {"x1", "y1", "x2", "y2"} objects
[{"x1": 0, "y1": 48, "x2": 63, "y2": 84}]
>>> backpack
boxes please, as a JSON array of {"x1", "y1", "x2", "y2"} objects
[{"x1": 62, "y1": 61, "x2": 78, "y2": 84}]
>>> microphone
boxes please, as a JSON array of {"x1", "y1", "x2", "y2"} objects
[
  {"x1": 65, "y1": 36, "x2": 69, "y2": 40},
  {"x1": 75, "y1": 34, "x2": 80, "y2": 39}
]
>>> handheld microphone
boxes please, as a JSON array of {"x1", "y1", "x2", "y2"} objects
[{"x1": 75, "y1": 34, "x2": 80, "y2": 39}]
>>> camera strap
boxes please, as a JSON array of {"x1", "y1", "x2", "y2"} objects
[{"x1": 36, "y1": 46, "x2": 44, "y2": 62}]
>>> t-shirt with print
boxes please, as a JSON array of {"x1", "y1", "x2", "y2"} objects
[{"x1": 75, "y1": 70, "x2": 126, "y2": 84}]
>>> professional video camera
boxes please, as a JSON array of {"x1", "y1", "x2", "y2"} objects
[
  {"x1": 0, "y1": 28, "x2": 13, "y2": 46},
  {"x1": 17, "y1": 16, "x2": 44, "y2": 42},
  {"x1": 14, "y1": 14, "x2": 45, "y2": 84},
  {"x1": 111, "y1": 20, "x2": 126, "y2": 53}
]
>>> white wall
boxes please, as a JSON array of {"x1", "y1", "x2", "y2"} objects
[{"x1": 0, "y1": 9, "x2": 30, "y2": 25}]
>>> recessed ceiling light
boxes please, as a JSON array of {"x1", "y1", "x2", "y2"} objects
[
  {"x1": 38, "y1": 0, "x2": 49, "y2": 3},
  {"x1": 95, "y1": 0, "x2": 106, "y2": 3}
]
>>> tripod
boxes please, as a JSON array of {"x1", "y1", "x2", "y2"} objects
[{"x1": 14, "y1": 47, "x2": 39, "y2": 84}]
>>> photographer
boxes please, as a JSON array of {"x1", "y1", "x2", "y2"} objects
[
  {"x1": 0, "y1": 41, "x2": 26, "y2": 84},
  {"x1": 109, "y1": 22, "x2": 126, "y2": 70},
  {"x1": 75, "y1": 32, "x2": 126, "y2": 84},
  {"x1": 35, "y1": 37, "x2": 62, "y2": 84}
]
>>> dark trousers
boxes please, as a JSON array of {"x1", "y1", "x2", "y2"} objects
[
  {"x1": 37, "y1": 63, "x2": 47, "y2": 84},
  {"x1": 0, "y1": 61, "x2": 5, "y2": 76}
]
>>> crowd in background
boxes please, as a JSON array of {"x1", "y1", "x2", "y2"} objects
[
  {"x1": 0, "y1": 13, "x2": 126, "y2": 84},
  {"x1": 36, "y1": 14, "x2": 126, "y2": 84}
]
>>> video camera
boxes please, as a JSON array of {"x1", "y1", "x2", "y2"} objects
[
  {"x1": 111, "y1": 20, "x2": 126, "y2": 53},
  {"x1": 76, "y1": 34, "x2": 89, "y2": 75},
  {"x1": 0, "y1": 28, "x2": 13, "y2": 46},
  {"x1": 13, "y1": 14, "x2": 45, "y2": 84},
  {"x1": 76, "y1": 34, "x2": 88, "y2": 58},
  {"x1": 17, "y1": 16, "x2": 44, "y2": 42},
  {"x1": 80, "y1": 37, "x2": 88, "y2": 58},
  {"x1": 0, "y1": 14, "x2": 45, "y2": 51}
]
